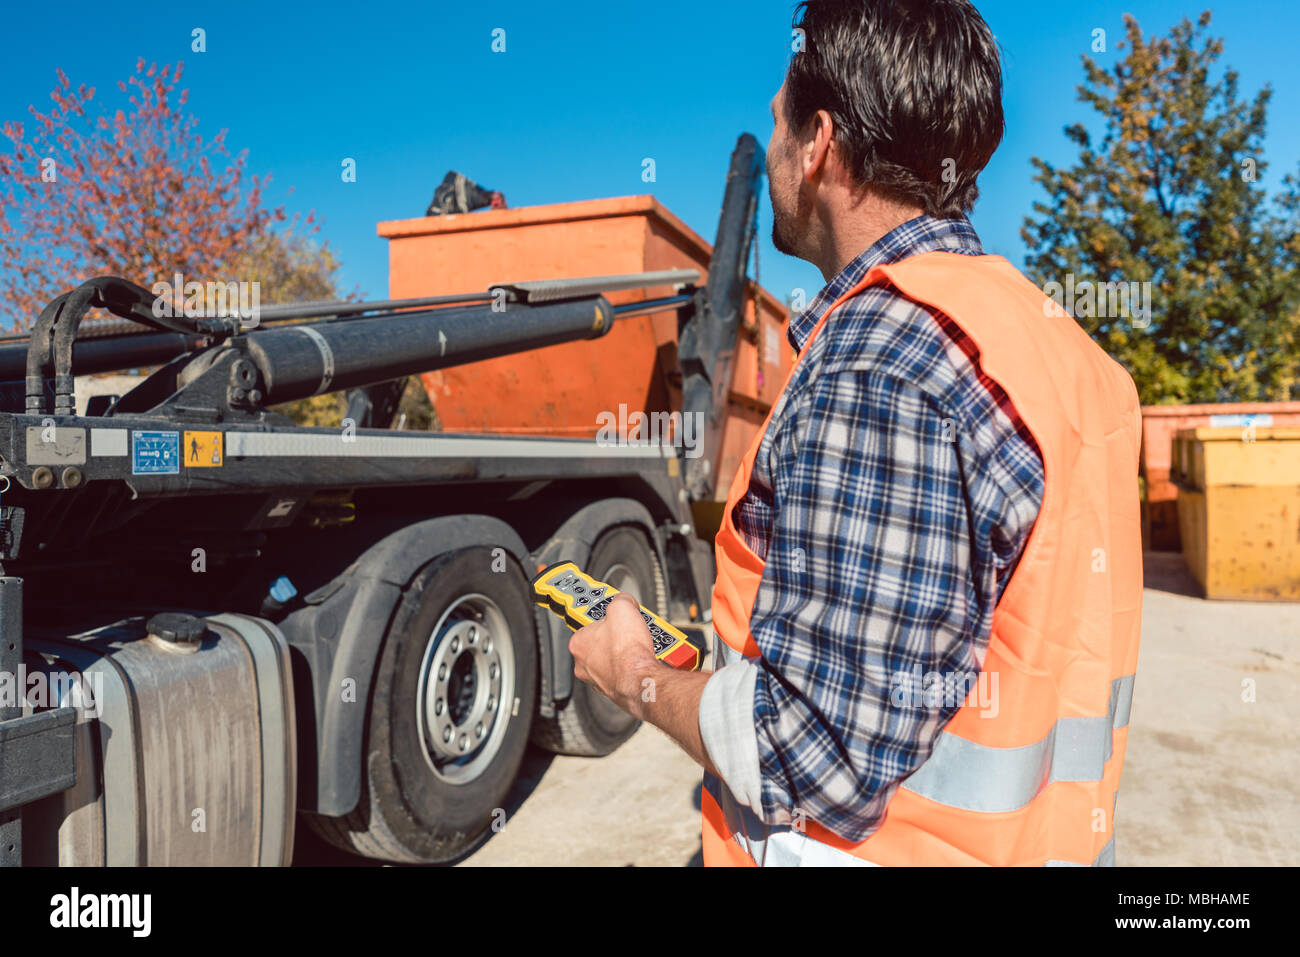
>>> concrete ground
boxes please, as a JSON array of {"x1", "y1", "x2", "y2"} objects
[
  {"x1": 459, "y1": 552, "x2": 1300, "y2": 867},
  {"x1": 299, "y1": 551, "x2": 1299, "y2": 866},
  {"x1": 1120, "y1": 552, "x2": 1299, "y2": 866},
  {"x1": 458, "y1": 725, "x2": 705, "y2": 867}
]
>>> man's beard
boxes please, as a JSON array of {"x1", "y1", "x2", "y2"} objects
[
  {"x1": 769, "y1": 183, "x2": 800, "y2": 257},
  {"x1": 771, "y1": 210, "x2": 798, "y2": 256}
]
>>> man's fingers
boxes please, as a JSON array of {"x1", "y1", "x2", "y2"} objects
[
  {"x1": 569, "y1": 628, "x2": 590, "y2": 682},
  {"x1": 608, "y1": 592, "x2": 648, "y2": 629}
]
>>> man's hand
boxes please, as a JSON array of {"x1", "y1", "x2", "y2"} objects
[
  {"x1": 568, "y1": 592, "x2": 721, "y2": 777},
  {"x1": 569, "y1": 593, "x2": 667, "y2": 720}
]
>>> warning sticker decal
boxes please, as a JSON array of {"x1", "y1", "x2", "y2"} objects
[
  {"x1": 184, "y1": 431, "x2": 224, "y2": 468},
  {"x1": 131, "y1": 431, "x2": 180, "y2": 475}
]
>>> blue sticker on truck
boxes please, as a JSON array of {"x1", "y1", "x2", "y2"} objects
[{"x1": 131, "y1": 431, "x2": 180, "y2": 475}]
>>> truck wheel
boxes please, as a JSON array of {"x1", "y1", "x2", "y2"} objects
[
  {"x1": 309, "y1": 547, "x2": 536, "y2": 864},
  {"x1": 532, "y1": 526, "x2": 665, "y2": 757}
]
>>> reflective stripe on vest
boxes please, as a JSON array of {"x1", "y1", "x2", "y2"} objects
[
  {"x1": 704, "y1": 771, "x2": 1118, "y2": 867},
  {"x1": 708, "y1": 639, "x2": 1133, "y2": 865},
  {"x1": 701, "y1": 252, "x2": 1144, "y2": 867},
  {"x1": 902, "y1": 673, "x2": 1134, "y2": 813}
]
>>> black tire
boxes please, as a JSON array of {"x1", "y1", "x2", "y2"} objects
[
  {"x1": 531, "y1": 526, "x2": 665, "y2": 757},
  {"x1": 308, "y1": 547, "x2": 537, "y2": 864}
]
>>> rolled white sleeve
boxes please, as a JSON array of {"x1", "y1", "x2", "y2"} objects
[{"x1": 697, "y1": 658, "x2": 765, "y2": 813}]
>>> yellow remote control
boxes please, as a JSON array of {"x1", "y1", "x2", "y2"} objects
[{"x1": 531, "y1": 560, "x2": 705, "y2": 671}]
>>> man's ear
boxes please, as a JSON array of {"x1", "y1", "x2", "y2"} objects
[{"x1": 801, "y1": 109, "x2": 836, "y2": 183}]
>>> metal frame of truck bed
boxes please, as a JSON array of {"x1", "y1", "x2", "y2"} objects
[{"x1": 0, "y1": 133, "x2": 766, "y2": 864}]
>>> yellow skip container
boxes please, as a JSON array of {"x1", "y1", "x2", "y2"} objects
[{"x1": 1172, "y1": 426, "x2": 1300, "y2": 600}]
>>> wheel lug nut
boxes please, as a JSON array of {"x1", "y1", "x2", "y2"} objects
[
  {"x1": 451, "y1": 637, "x2": 459, "y2": 653},
  {"x1": 475, "y1": 723, "x2": 484, "y2": 738},
  {"x1": 438, "y1": 663, "x2": 447, "y2": 681},
  {"x1": 458, "y1": 734, "x2": 468, "y2": 751},
  {"x1": 489, "y1": 664, "x2": 498, "y2": 680},
  {"x1": 435, "y1": 699, "x2": 444, "y2": 716},
  {"x1": 442, "y1": 726, "x2": 452, "y2": 743}
]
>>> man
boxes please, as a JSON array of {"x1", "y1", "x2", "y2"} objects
[{"x1": 570, "y1": 0, "x2": 1142, "y2": 866}]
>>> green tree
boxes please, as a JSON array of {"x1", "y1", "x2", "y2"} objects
[
  {"x1": 1022, "y1": 12, "x2": 1300, "y2": 404},
  {"x1": 251, "y1": 228, "x2": 349, "y2": 427},
  {"x1": 230, "y1": 227, "x2": 344, "y2": 306},
  {"x1": 251, "y1": 231, "x2": 438, "y2": 431}
]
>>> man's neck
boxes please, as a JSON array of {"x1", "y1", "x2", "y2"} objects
[{"x1": 816, "y1": 198, "x2": 926, "y2": 281}]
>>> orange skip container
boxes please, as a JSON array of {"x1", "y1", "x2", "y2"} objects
[{"x1": 379, "y1": 195, "x2": 791, "y2": 502}]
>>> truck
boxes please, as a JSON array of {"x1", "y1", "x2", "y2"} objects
[{"x1": 0, "y1": 134, "x2": 789, "y2": 865}]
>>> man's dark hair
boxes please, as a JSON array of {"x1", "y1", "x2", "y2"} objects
[{"x1": 785, "y1": 0, "x2": 1004, "y2": 217}]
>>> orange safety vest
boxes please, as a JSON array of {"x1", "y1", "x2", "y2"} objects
[{"x1": 702, "y1": 251, "x2": 1143, "y2": 867}]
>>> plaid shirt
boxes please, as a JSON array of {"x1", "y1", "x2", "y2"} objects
[{"x1": 697, "y1": 215, "x2": 1045, "y2": 842}]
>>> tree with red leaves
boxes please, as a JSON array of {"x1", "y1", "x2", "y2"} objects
[{"x1": 0, "y1": 58, "x2": 320, "y2": 332}]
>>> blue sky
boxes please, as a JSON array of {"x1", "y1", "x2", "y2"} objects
[{"x1": 2, "y1": 0, "x2": 1297, "y2": 311}]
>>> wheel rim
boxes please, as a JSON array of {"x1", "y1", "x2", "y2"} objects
[
  {"x1": 415, "y1": 592, "x2": 515, "y2": 784},
  {"x1": 603, "y1": 562, "x2": 641, "y2": 602}
]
